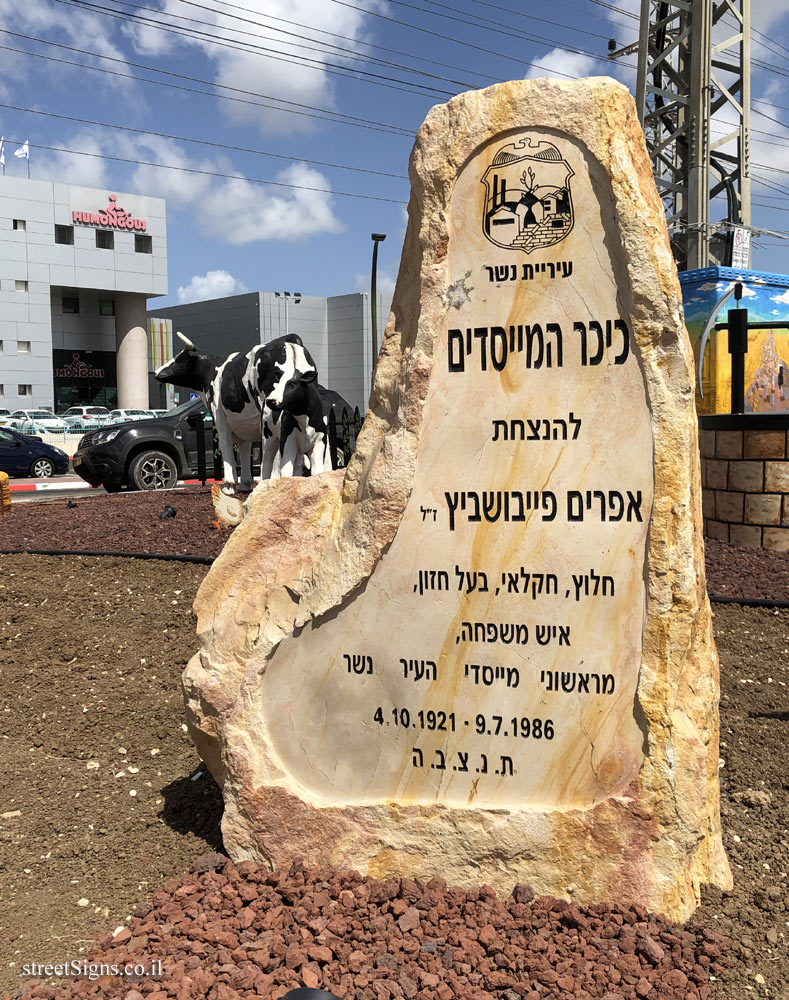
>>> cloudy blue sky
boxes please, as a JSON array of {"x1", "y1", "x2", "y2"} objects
[{"x1": 1, "y1": 0, "x2": 788, "y2": 306}]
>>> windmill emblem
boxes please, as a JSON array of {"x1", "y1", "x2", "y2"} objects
[{"x1": 481, "y1": 138, "x2": 574, "y2": 254}]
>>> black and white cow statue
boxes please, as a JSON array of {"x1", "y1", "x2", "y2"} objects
[
  {"x1": 154, "y1": 331, "x2": 349, "y2": 489},
  {"x1": 266, "y1": 369, "x2": 331, "y2": 478},
  {"x1": 260, "y1": 341, "x2": 355, "y2": 479}
]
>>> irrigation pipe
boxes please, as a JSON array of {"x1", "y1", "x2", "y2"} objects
[
  {"x1": 0, "y1": 547, "x2": 215, "y2": 565},
  {"x1": 708, "y1": 594, "x2": 789, "y2": 609}
]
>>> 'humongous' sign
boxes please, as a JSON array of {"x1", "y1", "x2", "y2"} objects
[{"x1": 72, "y1": 193, "x2": 147, "y2": 232}]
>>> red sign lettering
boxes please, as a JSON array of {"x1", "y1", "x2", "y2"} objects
[
  {"x1": 54, "y1": 353, "x2": 106, "y2": 379},
  {"x1": 72, "y1": 193, "x2": 147, "y2": 232}
]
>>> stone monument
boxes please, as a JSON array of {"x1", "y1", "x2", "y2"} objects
[{"x1": 184, "y1": 77, "x2": 731, "y2": 920}]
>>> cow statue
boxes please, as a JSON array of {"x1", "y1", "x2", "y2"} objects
[
  {"x1": 268, "y1": 371, "x2": 330, "y2": 478},
  {"x1": 154, "y1": 331, "x2": 352, "y2": 489}
]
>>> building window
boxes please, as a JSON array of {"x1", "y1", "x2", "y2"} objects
[
  {"x1": 0, "y1": 341, "x2": 3, "y2": 353},
  {"x1": 135, "y1": 234, "x2": 152, "y2": 254},
  {"x1": 99, "y1": 298, "x2": 115, "y2": 317},
  {"x1": 55, "y1": 225, "x2": 74, "y2": 245},
  {"x1": 62, "y1": 295, "x2": 79, "y2": 314},
  {"x1": 18, "y1": 384, "x2": 32, "y2": 396},
  {"x1": 0, "y1": 385, "x2": 4, "y2": 396},
  {"x1": 18, "y1": 341, "x2": 31, "y2": 353},
  {"x1": 13, "y1": 219, "x2": 26, "y2": 231},
  {"x1": 15, "y1": 279, "x2": 28, "y2": 292},
  {"x1": 96, "y1": 229, "x2": 114, "y2": 250}
]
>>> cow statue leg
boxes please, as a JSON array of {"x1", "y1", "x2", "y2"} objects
[
  {"x1": 278, "y1": 414, "x2": 303, "y2": 478},
  {"x1": 260, "y1": 418, "x2": 280, "y2": 480},
  {"x1": 214, "y1": 410, "x2": 239, "y2": 494},
  {"x1": 237, "y1": 440, "x2": 253, "y2": 492},
  {"x1": 306, "y1": 431, "x2": 330, "y2": 475},
  {"x1": 278, "y1": 438, "x2": 298, "y2": 478}
]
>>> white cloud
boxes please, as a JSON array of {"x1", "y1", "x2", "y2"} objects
[
  {"x1": 202, "y1": 163, "x2": 344, "y2": 244},
  {"x1": 526, "y1": 48, "x2": 600, "y2": 82},
  {"x1": 354, "y1": 267, "x2": 396, "y2": 298},
  {"x1": 752, "y1": 1, "x2": 789, "y2": 33},
  {"x1": 126, "y1": 0, "x2": 383, "y2": 135},
  {"x1": 30, "y1": 131, "x2": 109, "y2": 188},
  {"x1": 696, "y1": 280, "x2": 756, "y2": 297},
  {"x1": 126, "y1": 136, "x2": 343, "y2": 243},
  {"x1": 177, "y1": 270, "x2": 248, "y2": 303},
  {"x1": 771, "y1": 290, "x2": 789, "y2": 305},
  {"x1": 25, "y1": 128, "x2": 344, "y2": 245},
  {"x1": 0, "y1": 0, "x2": 134, "y2": 93}
]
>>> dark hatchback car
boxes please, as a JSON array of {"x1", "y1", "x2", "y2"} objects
[
  {"x1": 73, "y1": 398, "x2": 217, "y2": 491},
  {"x1": 0, "y1": 427, "x2": 70, "y2": 478}
]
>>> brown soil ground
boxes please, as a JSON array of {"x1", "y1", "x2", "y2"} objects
[{"x1": 0, "y1": 490, "x2": 787, "y2": 999}]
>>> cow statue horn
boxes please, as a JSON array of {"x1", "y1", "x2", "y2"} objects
[{"x1": 177, "y1": 331, "x2": 196, "y2": 351}]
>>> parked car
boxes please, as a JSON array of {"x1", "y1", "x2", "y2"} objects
[
  {"x1": 61, "y1": 405, "x2": 111, "y2": 430},
  {"x1": 73, "y1": 398, "x2": 217, "y2": 491},
  {"x1": 0, "y1": 408, "x2": 11, "y2": 427},
  {"x1": 7, "y1": 410, "x2": 69, "y2": 433},
  {"x1": 0, "y1": 427, "x2": 70, "y2": 478},
  {"x1": 107, "y1": 408, "x2": 155, "y2": 423}
]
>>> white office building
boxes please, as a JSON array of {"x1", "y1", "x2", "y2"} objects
[{"x1": 0, "y1": 177, "x2": 167, "y2": 412}]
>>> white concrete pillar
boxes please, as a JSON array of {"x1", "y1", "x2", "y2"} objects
[{"x1": 115, "y1": 293, "x2": 149, "y2": 408}]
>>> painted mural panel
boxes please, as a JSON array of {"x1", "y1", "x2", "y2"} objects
[{"x1": 680, "y1": 267, "x2": 789, "y2": 414}]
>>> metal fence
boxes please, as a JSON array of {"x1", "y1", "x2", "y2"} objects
[{"x1": 328, "y1": 407, "x2": 364, "y2": 469}]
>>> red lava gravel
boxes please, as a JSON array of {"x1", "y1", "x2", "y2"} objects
[
  {"x1": 704, "y1": 537, "x2": 789, "y2": 601},
  {"x1": 0, "y1": 487, "x2": 230, "y2": 560},
  {"x1": 14, "y1": 857, "x2": 729, "y2": 1000}
]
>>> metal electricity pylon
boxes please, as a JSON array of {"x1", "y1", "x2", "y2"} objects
[{"x1": 612, "y1": 1, "x2": 751, "y2": 271}]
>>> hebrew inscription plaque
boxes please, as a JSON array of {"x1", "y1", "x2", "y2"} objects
[{"x1": 260, "y1": 129, "x2": 653, "y2": 809}]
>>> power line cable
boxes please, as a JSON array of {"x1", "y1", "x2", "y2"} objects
[
  {"x1": 0, "y1": 29, "x2": 413, "y2": 135},
  {"x1": 168, "y1": 0, "x2": 492, "y2": 89},
  {"x1": 6, "y1": 29, "x2": 789, "y2": 172},
  {"x1": 755, "y1": 97, "x2": 789, "y2": 116},
  {"x1": 0, "y1": 101, "x2": 410, "y2": 179},
  {"x1": 753, "y1": 202, "x2": 789, "y2": 215},
  {"x1": 201, "y1": 0, "x2": 502, "y2": 85},
  {"x1": 57, "y1": 0, "x2": 456, "y2": 99},
  {"x1": 341, "y1": 0, "x2": 639, "y2": 72},
  {"x1": 581, "y1": 0, "x2": 639, "y2": 18},
  {"x1": 79, "y1": 0, "x2": 481, "y2": 91},
  {"x1": 324, "y1": 0, "x2": 572, "y2": 77},
  {"x1": 0, "y1": 136, "x2": 408, "y2": 204},
  {"x1": 462, "y1": 0, "x2": 618, "y2": 41}
]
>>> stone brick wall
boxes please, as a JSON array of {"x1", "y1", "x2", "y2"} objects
[{"x1": 700, "y1": 424, "x2": 789, "y2": 550}]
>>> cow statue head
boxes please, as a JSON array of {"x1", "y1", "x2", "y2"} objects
[
  {"x1": 155, "y1": 332, "x2": 214, "y2": 392},
  {"x1": 267, "y1": 368, "x2": 318, "y2": 414}
]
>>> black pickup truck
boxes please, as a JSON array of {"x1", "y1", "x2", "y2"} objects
[{"x1": 73, "y1": 398, "x2": 217, "y2": 491}]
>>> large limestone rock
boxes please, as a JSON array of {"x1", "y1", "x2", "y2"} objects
[{"x1": 184, "y1": 77, "x2": 731, "y2": 920}]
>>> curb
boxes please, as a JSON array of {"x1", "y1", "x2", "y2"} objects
[
  {"x1": 9, "y1": 481, "x2": 94, "y2": 493},
  {"x1": 9, "y1": 478, "x2": 220, "y2": 494}
]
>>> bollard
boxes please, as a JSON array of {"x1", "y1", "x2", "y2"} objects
[{"x1": 0, "y1": 471, "x2": 11, "y2": 513}]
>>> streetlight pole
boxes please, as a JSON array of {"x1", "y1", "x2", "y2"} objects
[
  {"x1": 370, "y1": 233, "x2": 386, "y2": 364},
  {"x1": 274, "y1": 291, "x2": 302, "y2": 338}
]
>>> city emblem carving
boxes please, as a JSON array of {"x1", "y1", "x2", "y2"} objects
[{"x1": 482, "y1": 137, "x2": 574, "y2": 254}]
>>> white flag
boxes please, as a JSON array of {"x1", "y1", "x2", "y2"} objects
[
  {"x1": 14, "y1": 140, "x2": 29, "y2": 159},
  {"x1": 0, "y1": 137, "x2": 5, "y2": 168}
]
